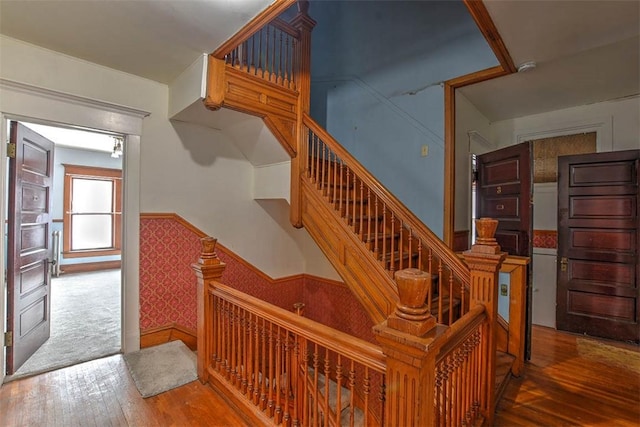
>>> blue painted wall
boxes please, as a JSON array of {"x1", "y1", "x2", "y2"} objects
[{"x1": 309, "y1": 1, "x2": 498, "y2": 236}]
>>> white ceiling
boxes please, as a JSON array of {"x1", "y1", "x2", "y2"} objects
[
  {"x1": 461, "y1": 0, "x2": 639, "y2": 121},
  {"x1": 0, "y1": 0, "x2": 638, "y2": 122}
]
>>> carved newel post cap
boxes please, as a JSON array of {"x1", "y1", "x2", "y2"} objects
[
  {"x1": 198, "y1": 237, "x2": 221, "y2": 265},
  {"x1": 472, "y1": 217, "x2": 501, "y2": 254},
  {"x1": 388, "y1": 268, "x2": 436, "y2": 336}
]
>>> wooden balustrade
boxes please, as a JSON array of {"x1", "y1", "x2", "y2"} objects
[
  {"x1": 193, "y1": 241, "x2": 386, "y2": 426},
  {"x1": 222, "y1": 19, "x2": 300, "y2": 90},
  {"x1": 193, "y1": 228, "x2": 505, "y2": 426},
  {"x1": 434, "y1": 305, "x2": 487, "y2": 427},
  {"x1": 302, "y1": 113, "x2": 471, "y2": 325}
]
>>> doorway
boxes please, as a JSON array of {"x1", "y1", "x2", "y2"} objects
[
  {"x1": 471, "y1": 132, "x2": 635, "y2": 342},
  {"x1": 4, "y1": 121, "x2": 124, "y2": 380}
]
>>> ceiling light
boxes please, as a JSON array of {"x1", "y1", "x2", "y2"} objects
[{"x1": 517, "y1": 61, "x2": 537, "y2": 73}]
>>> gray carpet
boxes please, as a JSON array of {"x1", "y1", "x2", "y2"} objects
[
  {"x1": 124, "y1": 340, "x2": 197, "y2": 398},
  {"x1": 5, "y1": 269, "x2": 121, "y2": 382}
]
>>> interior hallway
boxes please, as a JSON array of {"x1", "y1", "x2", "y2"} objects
[
  {"x1": 1, "y1": 326, "x2": 638, "y2": 426},
  {"x1": 5, "y1": 269, "x2": 121, "y2": 382}
]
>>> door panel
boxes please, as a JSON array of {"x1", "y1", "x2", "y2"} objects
[
  {"x1": 477, "y1": 142, "x2": 532, "y2": 256},
  {"x1": 477, "y1": 142, "x2": 533, "y2": 358},
  {"x1": 557, "y1": 149, "x2": 639, "y2": 343},
  {"x1": 6, "y1": 122, "x2": 55, "y2": 374}
]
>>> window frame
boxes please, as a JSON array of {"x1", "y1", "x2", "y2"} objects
[{"x1": 62, "y1": 164, "x2": 122, "y2": 258}]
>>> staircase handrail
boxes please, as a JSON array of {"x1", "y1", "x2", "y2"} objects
[
  {"x1": 302, "y1": 112, "x2": 470, "y2": 289},
  {"x1": 214, "y1": 281, "x2": 386, "y2": 373},
  {"x1": 212, "y1": 0, "x2": 298, "y2": 59}
]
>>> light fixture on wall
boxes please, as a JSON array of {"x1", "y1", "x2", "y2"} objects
[{"x1": 111, "y1": 136, "x2": 124, "y2": 158}]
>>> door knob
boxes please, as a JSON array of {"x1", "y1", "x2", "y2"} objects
[{"x1": 560, "y1": 257, "x2": 568, "y2": 272}]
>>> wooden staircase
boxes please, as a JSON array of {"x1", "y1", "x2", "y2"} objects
[{"x1": 195, "y1": 2, "x2": 527, "y2": 425}]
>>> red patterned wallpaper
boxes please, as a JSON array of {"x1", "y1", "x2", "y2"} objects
[
  {"x1": 140, "y1": 218, "x2": 202, "y2": 330},
  {"x1": 140, "y1": 215, "x2": 375, "y2": 343},
  {"x1": 303, "y1": 276, "x2": 376, "y2": 344},
  {"x1": 533, "y1": 229, "x2": 558, "y2": 249}
]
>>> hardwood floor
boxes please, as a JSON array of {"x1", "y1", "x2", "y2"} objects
[
  {"x1": 1, "y1": 326, "x2": 638, "y2": 426},
  {"x1": 0, "y1": 355, "x2": 248, "y2": 426},
  {"x1": 495, "y1": 326, "x2": 640, "y2": 426}
]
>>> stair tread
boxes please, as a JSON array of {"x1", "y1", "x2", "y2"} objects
[
  {"x1": 308, "y1": 368, "x2": 352, "y2": 414},
  {"x1": 361, "y1": 232, "x2": 400, "y2": 243}
]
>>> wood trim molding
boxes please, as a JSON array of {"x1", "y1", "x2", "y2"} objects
[
  {"x1": 462, "y1": 0, "x2": 517, "y2": 74},
  {"x1": 60, "y1": 260, "x2": 121, "y2": 274},
  {"x1": 447, "y1": 65, "x2": 510, "y2": 89},
  {"x1": 212, "y1": 0, "x2": 297, "y2": 58},
  {"x1": 140, "y1": 323, "x2": 197, "y2": 351},
  {"x1": 443, "y1": 82, "x2": 456, "y2": 247},
  {"x1": 140, "y1": 212, "x2": 343, "y2": 287}
]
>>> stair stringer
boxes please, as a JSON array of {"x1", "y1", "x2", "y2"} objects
[{"x1": 301, "y1": 178, "x2": 397, "y2": 325}]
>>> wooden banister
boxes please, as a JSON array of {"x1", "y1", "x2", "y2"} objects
[
  {"x1": 212, "y1": 283, "x2": 386, "y2": 372},
  {"x1": 212, "y1": 0, "x2": 297, "y2": 59},
  {"x1": 303, "y1": 113, "x2": 470, "y2": 287}
]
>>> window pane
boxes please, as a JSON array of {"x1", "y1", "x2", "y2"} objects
[
  {"x1": 72, "y1": 179, "x2": 112, "y2": 213},
  {"x1": 71, "y1": 215, "x2": 112, "y2": 250}
]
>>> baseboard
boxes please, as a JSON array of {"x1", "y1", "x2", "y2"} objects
[
  {"x1": 60, "y1": 260, "x2": 121, "y2": 274},
  {"x1": 140, "y1": 323, "x2": 197, "y2": 351}
]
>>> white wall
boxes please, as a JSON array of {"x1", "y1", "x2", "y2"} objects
[
  {"x1": 490, "y1": 95, "x2": 640, "y2": 151},
  {"x1": 0, "y1": 35, "x2": 336, "y2": 279},
  {"x1": 454, "y1": 92, "x2": 493, "y2": 233}
]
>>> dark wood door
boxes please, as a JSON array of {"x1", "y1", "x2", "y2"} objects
[
  {"x1": 557, "y1": 149, "x2": 639, "y2": 343},
  {"x1": 477, "y1": 142, "x2": 532, "y2": 256},
  {"x1": 6, "y1": 122, "x2": 55, "y2": 374},
  {"x1": 477, "y1": 142, "x2": 533, "y2": 359}
]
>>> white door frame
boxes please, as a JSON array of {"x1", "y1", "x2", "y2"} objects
[{"x1": 0, "y1": 78, "x2": 149, "y2": 384}]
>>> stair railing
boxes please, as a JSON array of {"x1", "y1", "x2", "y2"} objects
[
  {"x1": 221, "y1": 18, "x2": 300, "y2": 91},
  {"x1": 302, "y1": 113, "x2": 471, "y2": 325},
  {"x1": 192, "y1": 238, "x2": 386, "y2": 426}
]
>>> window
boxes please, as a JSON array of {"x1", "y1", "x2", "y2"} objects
[{"x1": 63, "y1": 164, "x2": 122, "y2": 257}]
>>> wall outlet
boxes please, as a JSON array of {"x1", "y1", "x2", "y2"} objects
[{"x1": 421, "y1": 145, "x2": 429, "y2": 157}]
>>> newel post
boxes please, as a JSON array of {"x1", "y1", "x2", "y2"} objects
[
  {"x1": 191, "y1": 237, "x2": 226, "y2": 382},
  {"x1": 290, "y1": 1, "x2": 316, "y2": 228},
  {"x1": 373, "y1": 268, "x2": 440, "y2": 426},
  {"x1": 462, "y1": 218, "x2": 506, "y2": 424}
]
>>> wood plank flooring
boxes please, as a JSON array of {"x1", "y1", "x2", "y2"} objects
[
  {"x1": 1, "y1": 325, "x2": 638, "y2": 426},
  {"x1": 495, "y1": 326, "x2": 640, "y2": 426},
  {"x1": 0, "y1": 355, "x2": 248, "y2": 426}
]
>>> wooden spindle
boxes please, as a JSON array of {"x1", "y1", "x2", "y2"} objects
[
  {"x1": 271, "y1": 26, "x2": 276, "y2": 82},
  {"x1": 398, "y1": 222, "x2": 404, "y2": 271},
  {"x1": 335, "y1": 355, "x2": 343, "y2": 426},
  {"x1": 312, "y1": 344, "x2": 319, "y2": 426},
  {"x1": 348, "y1": 360, "x2": 356, "y2": 427},
  {"x1": 374, "y1": 196, "x2": 379, "y2": 256},
  {"x1": 260, "y1": 319, "x2": 268, "y2": 410},
  {"x1": 345, "y1": 169, "x2": 351, "y2": 225},
  {"x1": 359, "y1": 180, "x2": 364, "y2": 239},
  {"x1": 367, "y1": 188, "x2": 372, "y2": 248},
  {"x1": 351, "y1": 173, "x2": 357, "y2": 231},
  {"x1": 323, "y1": 348, "x2": 330, "y2": 427},
  {"x1": 278, "y1": 31, "x2": 284, "y2": 85},
  {"x1": 275, "y1": 326, "x2": 282, "y2": 423},
  {"x1": 339, "y1": 163, "x2": 345, "y2": 216},
  {"x1": 267, "y1": 323, "x2": 275, "y2": 416},
  {"x1": 390, "y1": 213, "x2": 396, "y2": 273},
  {"x1": 363, "y1": 367, "x2": 370, "y2": 426},
  {"x1": 332, "y1": 153, "x2": 338, "y2": 203}
]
